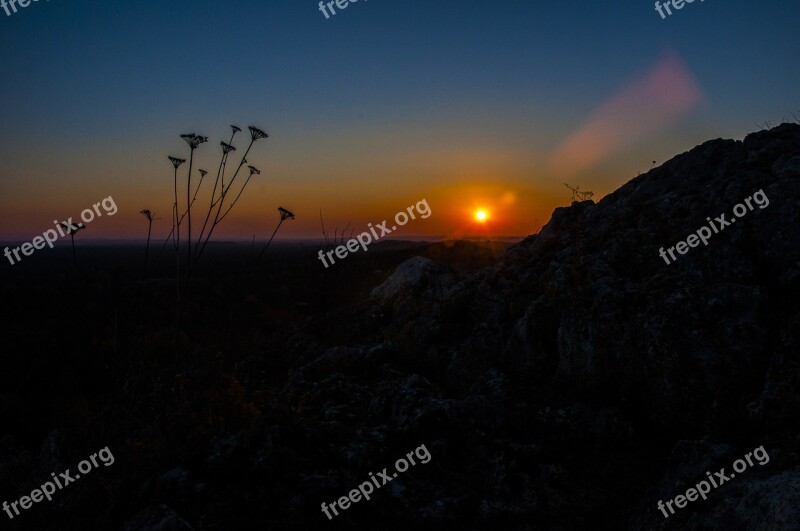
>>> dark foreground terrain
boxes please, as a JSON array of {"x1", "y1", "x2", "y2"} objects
[{"x1": 2, "y1": 125, "x2": 800, "y2": 530}]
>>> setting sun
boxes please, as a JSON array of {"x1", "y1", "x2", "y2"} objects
[{"x1": 475, "y1": 209, "x2": 489, "y2": 222}]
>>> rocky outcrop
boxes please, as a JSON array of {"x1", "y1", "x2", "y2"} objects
[{"x1": 276, "y1": 124, "x2": 800, "y2": 529}]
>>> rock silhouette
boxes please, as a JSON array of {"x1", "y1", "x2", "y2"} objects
[{"x1": 274, "y1": 123, "x2": 800, "y2": 529}]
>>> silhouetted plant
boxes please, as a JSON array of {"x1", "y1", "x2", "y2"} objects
[
  {"x1": 256, "y1": 206, "x2": 295, "y2": 266},
  {"x1": 60, "y1": 221, "x2": 85, "y2": 269},
  {"x1": 637, "y1": 161, "x2": 657, "y2": 177},
  {"x1": 140, "y1": 209, "x2": 158, "y2": 279},
  {"x1": 319, "y1": 211, "x2": 353, "y2": 251},
  {"x1": 195, "y1": 126, "x2": 269, "y2": 267},
  {"x1": 168, "y1": 156, "x2": 186, "y2": 301},
  {"x1": 168, "y1": 156, "x2": 186, "y2": 252},
  {"x1": 217, "y1": 165, "x2": 260, "y2": 223},
  {"x1": 564, "y1": 182, "x2": 594, "y2": 203},
  {"x1": 754, "y1": 112, "x2": 800, "y2": 130},
  {"x1": 154, "y1": 167, "x2": 207, "y2": 265},
  {"x1": 317, "y1": 211, "x2": 352, "y2": 311},
  {"x1": 178, "y1": 168, "x2": 208, "y2": 224},
  {"x1": 195, "y1": 126, "x2": 241, "y2": 265},
  {"x1": 180, "y1": 134, "x2": 208, "y2": 270},
  {"x1": 562, "y1": 183, "x2": 593, "y2": 292}
]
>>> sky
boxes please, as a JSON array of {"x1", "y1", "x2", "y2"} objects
[{"x1": 0, "y1": 0, "x2": 798, "y2": 242}]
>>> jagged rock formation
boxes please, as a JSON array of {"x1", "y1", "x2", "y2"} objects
[{"x1": 275, "y1": 124, "x2": 800, "y2": 529}]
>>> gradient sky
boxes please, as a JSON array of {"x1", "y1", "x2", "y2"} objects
[{"x1": 0, "y1": 0, "x2": 798, "y2": 242}]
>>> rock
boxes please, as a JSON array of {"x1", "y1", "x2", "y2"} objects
[
  {"x1": 123, "y1": 504, "x2": 194, "y2": 531},
  {"x1": 370, "y1": 256, "x2": 456, "y2": 304}
]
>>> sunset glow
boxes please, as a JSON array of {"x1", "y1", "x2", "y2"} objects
[{"x1": 0, "y1": 2, "x2": 795, "y2": 243}]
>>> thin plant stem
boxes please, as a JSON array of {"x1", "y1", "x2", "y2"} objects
[
  {"x1": 154, "y1": 172, "x2": 200, "y2": 268},
  {"x1": 173, "y1": 166, "x2": 181, "y2": 303},
  {"x1": 217, "y1": 171, "x2": 254, "y2": 223},
  {"x1": 195, "y1": 138, "x2": 254, "y2": 266},
  {"x1": 196, "y1": 149, "x2": 227, "y2": 254},
  {"x1": 70, "y1": 233, "x2": 78, "y2": 269},
  {"x1": 173, "y1": 166, "x2": 179, "y2": 251},
  {"x1": 196, "y1": 129, "x2": 238, "y2": 260},
  {"x1": 143, "y1": 219, "x2": 152, "y2": 280},
  {"x1": 256, "y1": 218, "x2": 284, "y2": 266},
  {"x1": 155, "y1": 226, "x2": 174, "y2": 264},
  {"x1": 185, "y1": 148, "x2": 194, "y2": 271},
  {"x1": 174, "y1": 203, "x2": 180, "y2": 305}
]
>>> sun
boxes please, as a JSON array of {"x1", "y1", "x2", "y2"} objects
[{"x1": 474, "y1": 209, "x2": 489, "y2": 222}]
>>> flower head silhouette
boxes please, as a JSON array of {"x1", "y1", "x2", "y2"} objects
[
  {"x1": 168, "y1": 156, "x2": 186, "y2": 278},
  {"x1": 256, "y1": 207, "x2": 295, "y2": 267},
  {"x1": 179, "y1": 134, "x2": 208, "y2": 268},
  {"x1": 181, "y1": 134, "x2": 208, "y2": 150},
  {"x1": 195, "y1": 123, "x2": 270, "y2": 267},
  {"x1": 248, "y1": 126, "x2": 268, "y2": 141},
  {"x1": 278, "y1": 207, "x2": 295, "y2": 221},
  {"x1": 60, "y1": 221, "x2": 85, "y2": 235}
]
